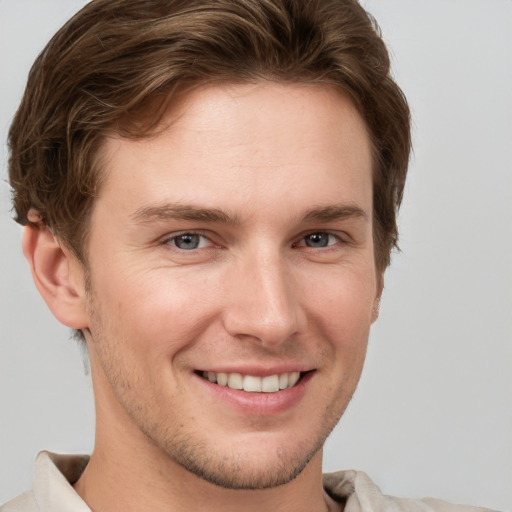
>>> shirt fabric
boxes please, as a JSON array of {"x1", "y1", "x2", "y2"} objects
[{"x1": 1, "y1": 451, "x2": 497, "y2": 512}]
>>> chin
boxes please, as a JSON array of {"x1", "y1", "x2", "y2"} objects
[
  {"x1": 157, "y1": 428, "x2": 326, "y2": 490},
  {"x1": 179, "y1": 444, "x2": 321, "y2": 490}
]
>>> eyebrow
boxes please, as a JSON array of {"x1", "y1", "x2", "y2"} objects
[
  {"x1": 131, "y1": 203, "x2": 240, "y2": 225},
  {"x1": 301, "y1": 205, "x2": 369, "y2": 223},
  {"x1": 131, "y1": 202, "x2": 368, "y2": 225}
]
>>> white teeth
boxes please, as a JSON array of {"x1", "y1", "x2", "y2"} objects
[
  {"x1": 261, "y1": 375, "x2": 280, "y2": 393},
  {"x1": 243, "y1": 375, "x2": 261, "y2": 392},
  {"x1": 288, "y1": 371, "x2": 300, "y2": 387},
  {"x1": 202, "y1": 371, "x2": 303, "y2": 393},
  {"x1": 216, "y1": 372, "x2": 228, "y2": 386},
  {"x1": 227, "y1": 373, "x2": 243, "y2": 390}
]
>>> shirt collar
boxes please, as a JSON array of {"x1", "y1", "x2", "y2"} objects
[{"x1": 33, "y1": 451, "x2": 90, "y2": 512}]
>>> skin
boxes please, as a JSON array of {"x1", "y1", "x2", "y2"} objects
[{"x1": 24, "y1": 82, "x2": 381, "y2": 512}]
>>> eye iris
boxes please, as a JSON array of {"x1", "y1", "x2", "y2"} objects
[
  {"x1": 305, "y1": 233, "x2": 329, "y2": 248},
  {"x1": 174, "y1": 234, "x2": 200, "y2": 250}
]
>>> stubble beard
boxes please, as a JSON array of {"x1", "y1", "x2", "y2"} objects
[
  {"x1": 84, "y1": 282, "x2": 358, "y2": 491},
  {"x1": 158, "y1": 429, "x2": 321, "y2": 489},
  {"x1": 133, "y1": 393, "x2": 350, "y2": 490},
  {"x1": 104, "y1": 366, "x2": 353, "y2": 491}
]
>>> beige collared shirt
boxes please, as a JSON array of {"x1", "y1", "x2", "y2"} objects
[{"x1": 1, "y1": 451, "x2": 498, "y2": 512}]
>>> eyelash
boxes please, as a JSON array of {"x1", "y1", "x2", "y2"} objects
[
  {"x1": 161, "y1": 231, "x2": 215, "y2": 251},
  {"x1": 160, "y1": 230, "x2": 347, "y2": 252},
  {"x1": 293, "y1": 232, "x2": 343, "y2": 249}
]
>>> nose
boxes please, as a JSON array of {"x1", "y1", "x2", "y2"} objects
[{"x1": 222, "y1": 250, "x2": 303, "y2": 348}]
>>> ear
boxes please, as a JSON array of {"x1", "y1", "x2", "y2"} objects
[
  {"x1": 371, "y1": 273, "x2": 384, "y2": 323},
  {"x1": 22, "y1": 224, "x2": 89, "y2": 330}
]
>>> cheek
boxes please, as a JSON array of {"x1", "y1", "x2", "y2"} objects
[
  {"x1": 301, "y1": 263, "x2": 377, "y2": 331},
  {"x1": 91, "y1": 267, "x2": 222, "y2": 358},
  {"x1": 299, "y1": 263, "x2": 375, "y2": 375}
]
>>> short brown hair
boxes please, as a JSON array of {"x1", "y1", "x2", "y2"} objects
[{"x1": 9, "y1": 0, "x2": 410, "y2": 271}]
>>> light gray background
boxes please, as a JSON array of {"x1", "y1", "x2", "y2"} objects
[{"x1": 1, "y1": 0, "x2": 511, "y2": 509}]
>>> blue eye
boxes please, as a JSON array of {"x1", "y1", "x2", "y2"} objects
[
  {"x1": 171, "y1": 233, "x2": 205, "y2": 250},
  {"x1": 303, "y1": 232, "x2": 337, "y2": 248}
]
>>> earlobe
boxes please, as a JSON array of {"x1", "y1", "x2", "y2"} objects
[{"x1": 22, "y1": 224, "x2": 89, "y2": 330}]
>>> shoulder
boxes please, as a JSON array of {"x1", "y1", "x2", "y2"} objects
[
  {"x1": 1, "y1": 491, "x2": 38, "y2": 512},
  {"x1": 323, "y1": 470, "x2": 499, "y2": 512}
]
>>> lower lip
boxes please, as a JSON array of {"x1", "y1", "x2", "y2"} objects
[{"x1": 195, "y1": 372, "x2": 314, "y2": 416}]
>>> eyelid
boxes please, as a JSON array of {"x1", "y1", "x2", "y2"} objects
[
  {"x1": 160, "y1": 230, "x2": 216, "y2": 249},
  {"x1": 158, "y1": 228, "x2": 351, "y2": 251},
  {"x1": 293, "y1": 230, "x2": 349, "y2": 248}
]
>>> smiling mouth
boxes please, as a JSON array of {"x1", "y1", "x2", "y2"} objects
[{"x1": 198, "y1": 371, "x2": 304, "y2": 393}]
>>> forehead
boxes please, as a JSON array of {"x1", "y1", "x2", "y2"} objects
[{"x1": 96, "y1": 82, "x2": 373, "y2": 218}]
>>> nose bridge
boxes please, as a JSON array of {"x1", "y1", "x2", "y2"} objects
[{"x1": 223, "y1": 245, "x2": 300, "y2": 346}]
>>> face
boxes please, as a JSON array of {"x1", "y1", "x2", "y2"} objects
[{"x1": 82, "y1": 82, "x2": 380, "y2": 489}]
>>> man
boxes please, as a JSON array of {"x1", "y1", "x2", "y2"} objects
[{"x1": 0, "y1": 1, "x2": 501, "y2": 511}]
